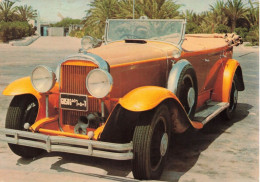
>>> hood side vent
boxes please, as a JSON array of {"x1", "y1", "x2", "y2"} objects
[{"x1": 125, "y1": 39, "x2": 147, "y2": 44}]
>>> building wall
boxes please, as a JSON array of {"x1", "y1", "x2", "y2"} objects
[{"x1": 48, "y1": 27, "x2": 65, "y2": 36}]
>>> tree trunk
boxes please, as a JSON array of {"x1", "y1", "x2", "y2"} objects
[{"x1": 231, "y1": 19, "x2": 236, "y2": 32}]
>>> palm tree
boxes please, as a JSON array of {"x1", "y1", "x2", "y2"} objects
[
  {"x1": 199, "y1": 11, "x2": 213, "y2": 33},
  {"x1": 224, "y1": 0, "x2": 248, "y2": 32},
  {"x1": 245, "y1": 0, "x2": 259, "y2": 27},
  {"x1": 16, "y1": 5, "x2": 37, "y2": 22},
  {"x1": 0, "y1": 0, "x2": 17, "y2": 22},
  {"x1": 83, "y1": 0, "x2": 181, "y2": 38},
  {"x1": 136, "y1": 0, "x2": 181, "y2": 19},
  {"x1": 117, "y1": 0, "x2": 141, "y2": 19},
  {"x1": 83, "y1": 0, "x2": 119, "y2": 38},
  {"x1": 117, "y1": 0, "x2": 181, "y2": 19},
  {"x1": 210, "y1": 0, "x2": 228, "y2": 26},
  {"x1": 156, "y1": 0, "x2": 181, "y2": 19},
  {"x1": 180, "y1": 10, "x2": 196, "y2": 22}
]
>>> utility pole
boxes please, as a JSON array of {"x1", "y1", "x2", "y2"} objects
[{"x1": 133, "y1": 0, "x2": 135, "y2": 19}]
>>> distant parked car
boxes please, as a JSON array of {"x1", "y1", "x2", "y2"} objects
[{"x1": 0, "y1": 18, "x2": 244, "y2": 180}]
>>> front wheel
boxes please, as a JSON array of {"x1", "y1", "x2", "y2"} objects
[
  {"x1": 132, "y1": 104, "x2": 171, "y2": 180},
  {"x1": 5, "y1": 95, "x2": 44, "y2": 158}
]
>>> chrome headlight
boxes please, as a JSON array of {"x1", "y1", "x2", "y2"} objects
[
  {"x1": 86, "y1": 69, "x2": 113, "y2": 98},
  {"x1": 31, "y1": 65, "x2": 56, "y2": 93}
]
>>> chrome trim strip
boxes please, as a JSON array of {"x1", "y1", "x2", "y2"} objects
[
  {"x1": 46, "y1": 95, "x2": 49, "y2": 117},
  {"x1": 178, "y1": 19, "x2": 186, "y2": 46},
  {"x1": 63, "y1": 53, "x2": 109, "y2": 71},
  {"x1": 167, "y1": 59, "x2": 192, "y2": 94},
  {"x1": 0, "y1": 128, "x2": 133, "y2": 160},
  {"x1": 106, "y1": 19, "x2": 186, "y2": 22}
]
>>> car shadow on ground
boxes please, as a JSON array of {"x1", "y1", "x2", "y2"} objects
[
  {"x1": 16, "y1": 103, "x2": 252, "y2": 182},
  {"x1": 161, "y1": 102, "x2": 252, "y2": 181}
]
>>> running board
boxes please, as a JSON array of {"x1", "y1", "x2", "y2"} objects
[{"x1": 194, "y1": 102, "x2": 229, "y2": 125}]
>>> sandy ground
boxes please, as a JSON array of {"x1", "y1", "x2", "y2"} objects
[{"x1": 0, "y1": 37, "x2": 259, "y2": 182}]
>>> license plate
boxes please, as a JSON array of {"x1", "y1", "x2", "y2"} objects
[{"x1": 60, "y1": 93, "x2": 88, "y2": 111}]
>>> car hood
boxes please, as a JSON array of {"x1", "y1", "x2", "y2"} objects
[{"x1": 88, "y1": 41, "x2": 178, "y2": 66}]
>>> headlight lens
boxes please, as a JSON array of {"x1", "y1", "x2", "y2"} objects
[
  {"x1": 31, "y1": 66, "x2": 56, "y2": 93},
  {"x1": 86, "y1": 69, "x2": 113, "y2": 98}
]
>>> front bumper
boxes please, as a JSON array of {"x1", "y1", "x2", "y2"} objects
[{"x1": 0, "y1": 128, "x2": 133, "y2": 160}]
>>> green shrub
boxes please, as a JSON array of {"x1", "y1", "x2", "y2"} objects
[
  {"x1": 246, "y1": 26, "x2": 259, "y2": 46},
  {"x1": 186, "y1": 22, "x2": 200, "y2": 34},
  {"x1": 69, "y1": 30, "x2": 84, "y2": 38},
  {"x1": 234, "y1": 27, "x2": 248, "y2": 39},
  {"x1": 0, "y1": 21, "x2": 35, "y2": 42},
  {"x1": 215, "y1": 24, "x2": 230, "y2": 33}
]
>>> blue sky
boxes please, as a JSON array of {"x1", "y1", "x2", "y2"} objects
[{"x1": 0, "y1": 0, "x2": 253, "y2": 22}]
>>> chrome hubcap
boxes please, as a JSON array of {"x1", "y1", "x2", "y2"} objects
[
  {"x1": 230, "y1": 88, "x2": 238, "y2": 111},
  {"x1": 187, "y1": 87, "x2": 195, "y2": 108},
  {"x1": 160, "y1": 133, "x2": 168, "y2": 157},
  {"x1": 234, "y1": 89, "x2": 238, "y2": 104}
]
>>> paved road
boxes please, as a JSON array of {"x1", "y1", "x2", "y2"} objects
[{"x1": 0, "y1": 37, "x2": 258, "y2": 182}]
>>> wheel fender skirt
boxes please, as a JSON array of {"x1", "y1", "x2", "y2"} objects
[
  {"x1": 100, "y1": 86, "x2": 203, "y2": 143},
  {"x1": 212, "y1": 59, "x2": 244, "y2": 102}
]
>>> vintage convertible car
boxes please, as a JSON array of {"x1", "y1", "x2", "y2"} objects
[{"x1": 0, "y1": 19, "x2": 244, "y2": 180}]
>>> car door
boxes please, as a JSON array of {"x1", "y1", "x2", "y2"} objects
[{"x1": 181, "y1": 52, "x2": 210, "y2": 94}]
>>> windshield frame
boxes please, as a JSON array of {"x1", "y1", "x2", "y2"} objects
[{"x1": 104, "y1": 19, "x2": 186, "y2": 47}]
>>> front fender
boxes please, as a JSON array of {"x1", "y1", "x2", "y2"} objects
[
  {"x1": 3, "y1": 77, "x2": 59, "y2": 122},
  {"x1": 3, "y1": 77, "x2": 40, "y2": 97},
  {"x1": 212, "y1": 59, "x2": 244, "y2": 102},
  {"x1": 99, "y1": 86, "x2": 203, "y2": 143},
  {"x1": 118, "y1": 86, "x2": 181, "y2": 112},
  {"x1": 119, "y1": 86, "x2": 202, "y2": 129}
]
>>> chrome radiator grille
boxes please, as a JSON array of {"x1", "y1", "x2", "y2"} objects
[{"x1": 60, "y1": 62, "x2": 99, "y2": 125}]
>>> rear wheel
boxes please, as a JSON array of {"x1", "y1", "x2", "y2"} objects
[
  {"x1": 5, "y1": 95, "x2": 44, "y2": 158},
  {"x1": 221, "y1": 76, "x2": 238, "y2": 120},
  {"x1": 132, "y1": 104, "x2": 170, "y2": 180}
]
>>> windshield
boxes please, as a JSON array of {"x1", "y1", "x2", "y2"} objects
[{"x1": 105, "y1": 19, "x2": 186, "y2": 45}]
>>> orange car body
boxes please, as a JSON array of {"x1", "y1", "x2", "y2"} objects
[
  {"x1": 3, "y1": 38, "x2": 244, "y2": 138},
  {"x1": 1, "y1": 18, "x2": 245, "y2": 180}
]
